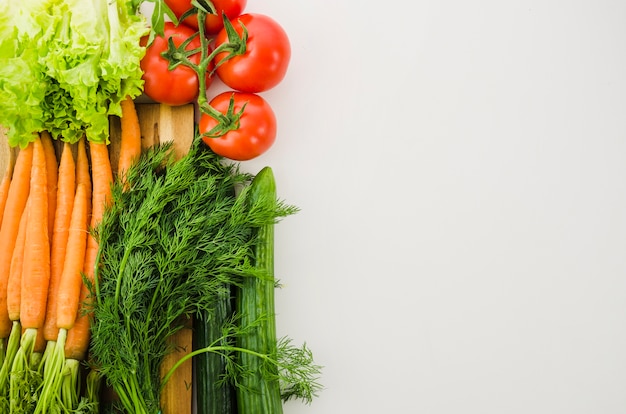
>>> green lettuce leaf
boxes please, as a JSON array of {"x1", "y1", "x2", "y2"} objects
[
  {"x1": 0, "y1": 0, "x2": 148, "y2": 147},
  {"x1": 0, "y1": 0, "x2": 49, "y2": 148}
]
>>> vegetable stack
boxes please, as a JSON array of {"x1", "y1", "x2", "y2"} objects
[
  {"x1": 0, "y1": 0, "x2": 147, "y2": 411},
  {"x1": 88, "y1": 138, "x2": 321, "y2": 414},
  {"x1": 0, "y1": 0, "x2": 322, "y2": 413}
]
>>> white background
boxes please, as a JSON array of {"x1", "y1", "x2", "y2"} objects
[{"x1": 220, "y1": 1, "x2": 626, "y2": 413}]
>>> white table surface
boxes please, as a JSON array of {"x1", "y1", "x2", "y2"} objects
[{"x1": 209, "y1": 1, "x2": 626, "y2": 413}]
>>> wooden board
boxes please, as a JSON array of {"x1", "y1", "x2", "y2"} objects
[
  {"x1": 109, "y1": 103, "x2": 196, "y2": 414},
  {"x1": 109, "y1": 103, "x2": 196, "y2": 172},
  {"x1": 0, "y1": 126, "x2": 17, "y2": 175}
]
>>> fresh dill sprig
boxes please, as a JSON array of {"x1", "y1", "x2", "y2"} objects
[
  {"x1": 89, "y1": 139, "x2": 293, "y2": 413},
  {"x1": 160, "y1": 314, "x2": 323, "y2": 404},
  {"x1": 276, "y1": 337, "x2": 323, "y2": 403}
]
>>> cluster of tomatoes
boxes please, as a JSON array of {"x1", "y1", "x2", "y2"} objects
[{"x1": 140, "y1": 0, "x2": 291, "y2": 161}]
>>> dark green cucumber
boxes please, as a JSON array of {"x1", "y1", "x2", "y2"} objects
[
  {"x1": 193, "y1": 180, "x2": 237, "y2": 414},
  {"x1": 236, "y1": 166, "x2": 283, "y2": 414},
  {"x1": 193, "y1": 299, "x2": 237, "y2": 414}
]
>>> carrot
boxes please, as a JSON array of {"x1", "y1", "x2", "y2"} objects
[
  {"x1": 40, "y1": 131, "x2": 58, "y2": 240},
  {"x1": 64, "y1": 171, "x2": 93, "y2": 363},
  {"x1": 76, "y1": 136, "x2": 92, "y2": 213},
  {"x1": 20, "y1": 135, "x2": 50, "y2": 331},
  {"x1": 56, "y1": 184, "x2": 89, "y2": 331},
  {"x1": 45, "y1": 141, "x2": 113, "y2": 413},
  {"x1": 84, "y1": 141, "x2": 112, "y2": 286},
  {"x1": 61, "y1": 302, "x2": 91, "y2": 410},
  {"x1": 0, "y1": 141, "x2": 33, "y2": 339},
  {"x1": 9, "y1": 137, "x2": 50, "y2": 413},
  {"x1": 0, "y1": 153, "x2": 21, "y2": 400},
  {"x1": 7, "y1": 136, "x2": 48, "y2": 402},
  {"x1": 37, "y1": 183, "x2": 91, "y2": 414},
  {"x1": 1, "y1": 199, "x2": 29, "y2": 397},
  {"x1": 37, "y1": 184, "x2": 89, "y2": 410},
  {"x1": 43, "y1": 142, "x2": 76, "y2": 342},
  {"x1": 0, "y1": 160, "x2": 14, "y2": 231},
  {"x1": 63, "y1": 288, "x2": 91, "y2": 362},
  {"x1": 63, "y1": 148, "x2": 91, "y2": 342},
  {"x1": 118, "y1": 96, "x2": 142, "y2": 182},
  {"x1": 6, "y1": 197, "x2": 29, "y2": 323},
  {"x1": 37, "y1": 143, "x2": 78, "y2": 409},
  {"x1": 34, "y1": 327, "x2": 47, "y2": 355}
]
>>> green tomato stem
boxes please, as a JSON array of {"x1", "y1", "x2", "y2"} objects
[
  {"x1": 191, "y1": 0, "x2": 217, "y2": 15},
  {"x1": 156, "y1": 7, "x2": 249, "y2": 137}
]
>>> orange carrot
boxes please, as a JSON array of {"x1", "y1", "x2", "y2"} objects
[
  {"x1": 91, "y1": 141, "x2": 114, "y2": 224},
  {"x1": 59, "y1": 317, "x2": 91, "y2": 414},
  {"x1": 59, "y1": 183, "x2": 92, "y2": 408},
  {"x1": 58, "y1": 141, "x2": 113, "y2": 377},
  {"x1": 34, "y1": 326, "x2": 47, "y2": 354},
  {"x1": 83, "y1": 141, "x2": 112, "y2": 285},
  {"x1": 43, "y1": 142, "x2": 76, "y2": 342},
  {"x1": 76, "y1": 136, "x2": 91, "y2": 196},
  {"x1": 63, "y1": 288, "x2": 91, "y2": 362},
  {"x1": 55, "y1": 184, "x2": 88, "y2": 330},
  {"x1": 118, "y1": 96, "x2": 142, "y2": 182},
  {"x1": 40, "y1": 131, "x2": 58, "y2": 240},
  {"x1": 0, "y1": 160, "x2": 14, "y2": 231},
  {"x1": 65, "y1": 140, "x2": 112, "y2": 371},
  {"x1": 37, "y1": 183, "x2": 88, "y2": 414},
  {"x1": 20, "y1": 135, "x2": 50, "y2": 330},
  {"x1": 0, "y1": 141, "x2": 33, "y2": 338},
  {"x1": 6, "y1": 197, "x2": 29, "y2": 322},
  {"x1": 0, "y1": 152, "x2": 21, "y2": 393},
  {"x1": 76, "y1": 136, "x2": 92, "y2": 228},
  {"x1": 64, "y1": 155, "x2": 95, "y2": 362}
]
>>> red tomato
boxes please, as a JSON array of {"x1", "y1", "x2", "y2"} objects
[
  {"x1": 164, "y1": 0, "x2": 247, "y2": 35},
  {"x1": 200, "y1": 92, "x2": 276, "y2": 161},
  {"x1": 213, "y1": 13, "x2": 291, "y2": 93},
  {"x1": 140, "y1": 22, "x2": 212, "y2": 106}
]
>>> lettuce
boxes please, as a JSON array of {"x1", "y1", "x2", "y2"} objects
[
  {"x1": 0, "y1": 1, "x2": 48, "y2": 148},
  {"x1": 0, "y1": 0, "x2": 148, "y2": 147}
]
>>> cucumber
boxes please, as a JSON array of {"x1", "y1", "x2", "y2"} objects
[
  {"x1": 193, "y1": 300, "x2": 237, "y2": 414},
  {"x1": 194, "y1": 180, "x2": 237, "y2": 414},
  {"x1": 236, "y1": 166, "x2": 283, "y2": 414}
]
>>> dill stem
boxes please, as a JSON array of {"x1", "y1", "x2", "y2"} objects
[
  {"x1": 129, "y1": 374, "x2": 146, "y2": 413},
  {"x1": 142, "y1": 336, "x2": 159, "y2": 410},
  {"x1": 113, "y1": 247, "x2": 133, "y2": 313},
  {"x1": 93, "y1": 243, "x2": 104, "y2": 300},
  {"x1": 116, "y1": 384, "x2": 134, "y2": 413},
  {"x1": 120, "y1": 374, "x2": 150, "y2": 414},
  {"x1": 161, "y1": 344, "x2": 272, "y2": 387},
  {"x1": 144, "y1": 272, "x2": 165, "y2": 347}
]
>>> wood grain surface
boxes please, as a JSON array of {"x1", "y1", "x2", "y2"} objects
[{"x1": 111, "y1": 103, "x2": 196, "y2": 414}]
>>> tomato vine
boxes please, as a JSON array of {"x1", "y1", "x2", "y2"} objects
[{"x1": 142, "y1": 1, "x2": 289, "y2": 160}]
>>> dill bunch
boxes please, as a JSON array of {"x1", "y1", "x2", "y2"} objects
[{"x1": 89, "y1": 140, "x2": 283, "y2": 414}]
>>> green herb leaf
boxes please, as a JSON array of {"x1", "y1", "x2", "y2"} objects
[{"x1": 90, "y1": 141, "x2": 263, "y2": 412}]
